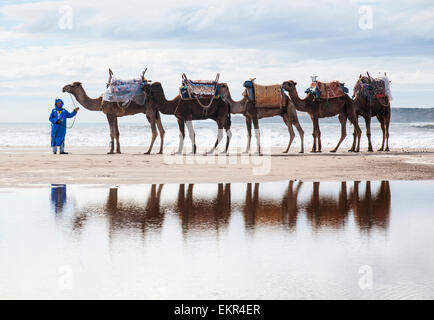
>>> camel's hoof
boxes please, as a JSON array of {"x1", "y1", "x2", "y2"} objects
[
  {"x1": 252, "y1": 152, "x2": 263, "y2": 156},
  {"x1": 377, "y1": 149, "x2": 384, "y2": 152},
  {"x1": 348, "y1": 149, "x2": 355, "y2": 152},
  {"x1": 107, "y1": 152, "x2": 114, "y2": 155},
  {"x1": 368, "y1": 149, "x2": 374, "y2": 152},
  {"x1": 143, "y1": 152, "x2": 151, "y2": 155},
  {"x1": 157, "y1": 151, "x2": 163, "y2": 155},
  {"x1": 385, "y1": 148, "x2": 390, "y2": 152},
  {"x1": 171, "y1": 152, "x2": 182, "y2": 156},
  {"x1": 330, "y1": 150, "x2": 337, "y2": 153},
  {"x1": 299, "y1": 150, "x2": 304, "y2": 154}
]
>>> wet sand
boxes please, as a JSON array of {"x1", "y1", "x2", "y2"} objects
[{"x1": 1, "y1": 146, "x2": 433, "y2": 187}]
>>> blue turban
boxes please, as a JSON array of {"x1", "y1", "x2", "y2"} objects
[{"x1": 55, "y1": 99, "x2": 64, "y2": 108}]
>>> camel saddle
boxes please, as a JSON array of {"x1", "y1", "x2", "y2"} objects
[
  {"x1": 354, "y1": 77, "x2": 390, "y2": 101},
  {"x1": 180, "y1": 73, "x2": 221, "y2": 100},
  {"x1": 103, "y1": 77, "x2": 148, "y2": 105},
  {"x1": 243, "y1": 80, "x2": 284, "y2": 108},
  {"x1": 307, "y1": 80, "x2": 346, "y2": 99}
]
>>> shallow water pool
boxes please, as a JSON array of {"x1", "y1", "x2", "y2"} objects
[{"x1": 0, "y1": 181, "x2": 433, "y2": 299}]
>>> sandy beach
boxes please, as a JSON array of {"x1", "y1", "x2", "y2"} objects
[{"x1": 1, "y1": 146, "x2": 433, "y2": 187}]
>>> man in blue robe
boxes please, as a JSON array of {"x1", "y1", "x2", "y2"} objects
[{"x1": 49, "y1": 99, "x2": 79, "y2": 154}]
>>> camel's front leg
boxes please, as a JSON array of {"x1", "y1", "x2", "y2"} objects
[
  {"x1": 384, "y1": 110, "x2": 390, "y2": 152},
  {"x1": 331, "y1": 114, "x2": 347, "y2": 153},
  {"x1": 156, "y1": 117, "x2": 165, "y2": 154},
  {"x1": 253, "y1": 117, "x2": 261, "y2": 155},
  {"x1": 174, "y1": 119, "x2": 185, "y2": 155},
  {"x1": 244, "y1": 117, "x2": 252, "y2": 154},
  {"x1": 282, "y1": 114, "x2": 295, "y2": 153},
  {"x1": 294, "y1": 121, "x2": 304, "y2": 153},
  {"x1": 144, "y1": 116, "x2": 158, "y2": 154},
  {"x1": 107, "y1": 114, "x2": 115, "y2": 154},
  {"x1": 365, "y1": 116, "x2": 373, "y2": 152},
  {"x1": 114, "y1": 116, "x2": 121, "y2": 153}
]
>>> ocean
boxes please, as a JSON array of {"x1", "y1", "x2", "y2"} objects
[{"x1": 1, "y1": 118, "x2": 433, "y2": 151}]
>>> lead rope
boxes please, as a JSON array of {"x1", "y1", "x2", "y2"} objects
[{"x1": 67, "y1": 93, "x2": 78, "y2": 129}]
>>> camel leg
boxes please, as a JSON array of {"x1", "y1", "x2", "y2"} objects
[
  {"x1": 144, "y1": 115, "x2": 157, "y2": 155},
  {"x1": 311, "y1": 117, "x2": 321, "y2": 153},
  {"x1": 310, "y1": 117, "x2": 317, "y2": 153},
  {"x1": 365, "y1": 116, "x2": 373, "y2": 152},
  {"x1": 156, "y1": 116, "x2": 165, "y2": 154},
  {"x1": 377, "y1": 115, "x2": 385, "y2": 151},
  {"x1": 106, "y1": 114, "x2": 115, "y2": 154},
  {"x1": 331, "y1": 114, "x2": 347, "y2": 153},
  {"x1": 253, "y1": 117, "x2": 261, "y2": 155},
  {"x1": 244, "y1": 117, "x2": 252, "y2": 154},
  {"x1": 282, "y1": 114, "x2": 295, "y2": 153},
  {"x1": 222, "y1": 120, "x2": 232, "y2": 154},
  {"x1": 206, "y1": 125, "x2": 224, "y2": 155},
  {"x1": 293, "y1": 120, "x2": 304, "y2": 153},
  {"x1": 113, "y1": 117, "x2": 121, "y2": 154},
  {"x1": 175, "y1": 119, "x2": 185, "y2": 155},
  {"x1": 384, "y1": 109, "x2": 391, "y2": 152},
  {"x1": 348, "y1": 112, "x2": 361, "y2": 152},
  {"x1": 185, "y1": 120, "x2": 196, "y2": 154},
  {"x1": 349, "y1": 128, "x2": 357, "y2": 152},
  {"x1": 113, "y1": 120, "x2": 121, "y2": 154}
]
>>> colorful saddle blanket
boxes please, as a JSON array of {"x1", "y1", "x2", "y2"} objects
[
  {"x1": 103, "y1": 77, "x2": 147, "y2": 105},
  {"x1": 243, "y1": 80, "x2": 284, "y2": 108},
  {"x1": 355, "y1": 76, "x2": 392, "y2": 101},
  {"x1": 180, "y1": 78, "x2": 221, "y2": 100},
  {"x1": 306, "y1": 80, "x2": 347, "y2": 99}
]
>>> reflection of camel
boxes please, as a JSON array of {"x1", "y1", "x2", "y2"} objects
[
  {"x1": 241, "y1": 181, "x2": 303, "y2": 229},
  {"x1": 50, "y1": 184, "x2": 67, "y2": 215},
  {"x1": 174, "y1": 184, "x2": 231, "y2": 233},
  {"x1": 73, "y1": 184, "x2": 165, "y2": 233},
  {"x1": 69, "y1": 181, "x2": 391, "y2": 234},
  {"x1": 303, "y1": 182, "x2": 350, "y2": 229},
  {"x1": 350, "y1": 181, "x2": 391, "y2": 230}
]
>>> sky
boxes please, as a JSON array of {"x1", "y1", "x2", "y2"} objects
[{"x1": 0, "y1": 0, "x2": 433, "y2": 123}]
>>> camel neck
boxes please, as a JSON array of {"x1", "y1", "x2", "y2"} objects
[
  {"x1": 73, "y1": 86, "x2": 102, "y2": 111},
  {"x1": 224, "y1": 89, "x2": 247, "y2": 114},
  {"x1": 287, "y1": 88, "x2": 307, "y2": 112},
  {"x1": 152, "y1": 84, "x2": 179, "y2": 115}
]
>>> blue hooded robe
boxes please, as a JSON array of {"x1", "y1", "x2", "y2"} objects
[{"x1": 49, "y1": 99, "x2": 77, "y2": 147}]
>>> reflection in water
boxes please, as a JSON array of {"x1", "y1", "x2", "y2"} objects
[
  {"x1": 70, "y1": 181, "x2": 391, "y2": 235},
  {"x1": 352, "y1": 181, "x2": 391, "y2": 230},
  {"x1": 50, "y1": 184, "x2": 67, "y2": 215},
  {"x1": 3, "y1": 180, "x2": 433, "y2": 299}
]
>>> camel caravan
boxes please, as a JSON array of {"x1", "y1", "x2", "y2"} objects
[{"x1": 62, "y1": 69, "x2": 392, "y2": 155}]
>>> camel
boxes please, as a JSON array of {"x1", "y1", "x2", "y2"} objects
[
  {"x1": 351, "y1": 75, "x2": 391, "y2": 152},
  {"x1": 62, "y1": 81, "x2": 165, "y2": 154},
  {"x1": 282, "y1": 80, "x2": 361, "y2": 153},
  {"x1": 218, "y1": 83, "x2": 304, "y2": 154},
  {"x1": 143, "y1": 82, "x2": 231, "y2": 155}
]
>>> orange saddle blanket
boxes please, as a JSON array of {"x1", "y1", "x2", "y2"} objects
[
  {"x1": 311, "y1": 81, "x2": 344, "y2": 99},
  {"x1": 253, "y1": 83, "x2": 284, "y2": 108}
]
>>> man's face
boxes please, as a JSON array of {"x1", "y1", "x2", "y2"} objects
[{"x1": 56, "y1": 102, "x2": 62, "y2": 108}]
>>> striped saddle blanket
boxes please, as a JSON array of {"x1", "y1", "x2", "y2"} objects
[
  {"x1": 180, "y1": 73, "x2": 221, "y2": 100},
  {"x1": 307, "y1": 81, "x2": 346, "y2": 99}
]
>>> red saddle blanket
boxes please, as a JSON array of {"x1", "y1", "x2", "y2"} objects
[{"x1": 311, "y1": 81, "x2": 344, "y2": 99}]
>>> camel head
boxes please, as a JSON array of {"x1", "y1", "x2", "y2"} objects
[
  {"x1": 217, "y1": 83, "x2": 230, "y2": 102},
  {"x1": 281, "y1": 80, "x2": 297, "y2": 92},
  {"x1": 62, "y1": 82, "x2": 82, "y2": 94}
]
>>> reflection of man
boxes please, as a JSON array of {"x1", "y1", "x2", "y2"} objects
[{"x1": 51, "y1": 184, "x2": 67, "y2": 215}]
